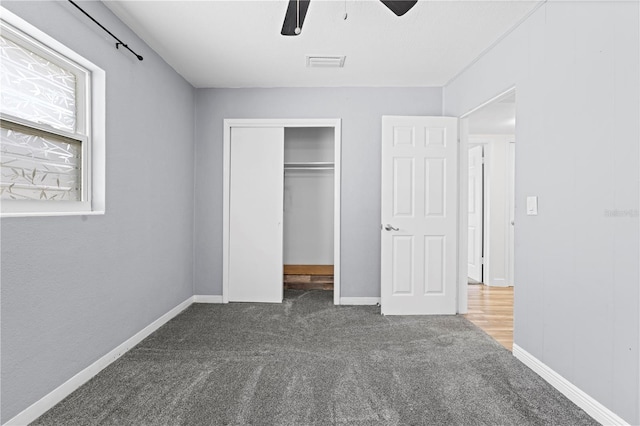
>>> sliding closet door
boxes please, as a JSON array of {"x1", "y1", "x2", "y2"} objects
[{"x1": 228, "y1": 127, "x2": 284, "y2": 303}]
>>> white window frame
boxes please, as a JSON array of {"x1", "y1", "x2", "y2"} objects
[{"x1": 1, "y1": 7, "x2": 105, "y2": 217}]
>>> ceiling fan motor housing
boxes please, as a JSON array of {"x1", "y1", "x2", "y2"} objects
[{"x1": 281, "y1": 0, "x2": 417, "y2": 36}]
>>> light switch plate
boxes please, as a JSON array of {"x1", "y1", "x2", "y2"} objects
[{"x1": 526, "y1": 196, "x2": 538, "y2": 215}]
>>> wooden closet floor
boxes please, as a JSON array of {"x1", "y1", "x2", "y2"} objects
[{"x1": 283, "y1": 274, "x2": 334, "y2": 290}]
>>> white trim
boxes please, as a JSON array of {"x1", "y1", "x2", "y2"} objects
[
  {"x1": 1, "y1": 209, "x2": 105, "y2": 218},
  {"x1": 457, "y1": 117, "x2": 469, "y2": 314},
  {"x1": 513, "y1": 344, "x2": 630, "y2": 426},
  {"x1": 637, "y1": 2, "x2": 640, "y2": 417},
  {"x1": 0, "y1": 7, "x2": 106, "y2": 218},
  {"x1": 332, "y1": 123, "x2": 342, "y2": 305},
  {"x1": 340, "y1": 297, "x2": 380, "y2": 306},
  {"x1": 482, "y1": 142, "x2": 492, "y2": 287},
  {"x1": 487, "y1": 278, "x2": 509, "y2": 287},
  {"x1": 222, "y1": 122, "x2": 231, "y2": 304},
  {"x1": 507, "y1": 140, "x2": 515, "y2": 287},
  {"x1": 224, "y1": 119, "x2": 339, "y2": 128},
  {"x1": 459, "y1": 87, "x2": 517, "y2": 121},
  {"x1": 223, "y1": 119, "x2": 342, "y2": 305},
  {"x1": 3, "y1": 297, "x2": 193, "y2": 426},
  {"x1": 193, "y1": 295, "x2": 224, "y2": 303}
]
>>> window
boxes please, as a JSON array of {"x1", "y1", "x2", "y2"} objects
[{"x1": 1, "y1": 8, "x2": 105, "y2": 217}]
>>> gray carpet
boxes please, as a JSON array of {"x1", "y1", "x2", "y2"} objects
[{"x1": 33, "y1": 290, "x2": 597, "y2": 425}]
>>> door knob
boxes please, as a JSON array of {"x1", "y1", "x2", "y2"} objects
[{"x1": 384, "y1": 224, "x2": 399, "y2": 231}]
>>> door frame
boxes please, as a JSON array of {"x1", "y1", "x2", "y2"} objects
[
  {"x1": 507, "y1": 139, "x2": 515, "y2": 287},
  {"x1": 457, "y1": 86, "x2": 515, "y2": 313},
  {"x1": 223, "y1": 118, "x2": 342, "y2": 305},
  {"x1": 467, "y1": 144, "x2": 484, "y2": 284}
]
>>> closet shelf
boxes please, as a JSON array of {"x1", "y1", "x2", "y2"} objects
[{"x1": 284, "y1": 162, "x2": 334, "y2": 171}]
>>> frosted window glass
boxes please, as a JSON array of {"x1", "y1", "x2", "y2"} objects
[
  {"x1": 0, "y1": 35, "x2": 76, "y2": 133},
  {"x1": 0, "y1": 126, "x2": 81, "y2": 201}
]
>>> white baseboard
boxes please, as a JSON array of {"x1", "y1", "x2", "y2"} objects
[
  {"x1": 193, "y1": 295, "x2": 224, "y2": 303},
  {"x1": 4, "y1": 297, "x2": 194, "y2": 426},
  {"x1": 487, "y1": 278, "x2": 509, "y2": 287},
  {"x1": 512, "y1": 344, "x2": 629, "y2": 426},
  {"x1": 340, "y1": 297, "x2": 380, "y2": 305}
]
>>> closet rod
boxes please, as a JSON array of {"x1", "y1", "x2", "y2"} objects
[
  {"x1": 284, "y1": 167, "x2": 334, "y2": 171},
  {"x1": 284, "y1": 162, "x2": 334, "y2": 168}
]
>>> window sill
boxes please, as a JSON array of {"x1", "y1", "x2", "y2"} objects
[
  {"x1": 1, "y1": 209, "x2": 105, "y2": 218},
  {"x1": 1, "y1": 200, "x2": 105, "y2": 218}
]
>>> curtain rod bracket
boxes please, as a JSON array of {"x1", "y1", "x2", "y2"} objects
[{"x1": 68, "y1": 0, "x2": 143, "y2": 61}]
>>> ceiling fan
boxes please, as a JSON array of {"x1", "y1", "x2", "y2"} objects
[{"x1": 281, "y1": 0, "x2": 418, "y2": 36}]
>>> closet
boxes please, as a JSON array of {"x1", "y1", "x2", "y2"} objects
[
  {"x1": 283, "y1": 128, "x2": 335, "y2": 291},
  {"x1": 223, "y1": 119, "x2": 341, "y2": 305}
]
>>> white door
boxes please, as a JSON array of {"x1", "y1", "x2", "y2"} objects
[
  {"x1": 381, "y1": 116, "x2": 458, "y2": 315},
  {"x1": 228, "y1": 127, "x2": 284, "y2": 303},
  {"x1": 467, "y1": 145, "x2": 483, "y2": 282}
]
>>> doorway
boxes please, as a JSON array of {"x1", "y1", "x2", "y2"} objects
[
  {"x1": 222, "y1": 119, "x2": 342, "y2": 305},
  {"x1": 282, "y1": 127, "x2": 336, "y2": 293},
  {"x1": 459, "y1": 89, "x2": 516, "y2": 350}
]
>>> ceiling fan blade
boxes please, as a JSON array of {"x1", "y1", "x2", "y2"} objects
[
  {"x1": 281, "y1": 0, "x2": 311, "y2": 36},
  {"x1": 380, "y1": 0, "x2": 418, "y2": 17}
]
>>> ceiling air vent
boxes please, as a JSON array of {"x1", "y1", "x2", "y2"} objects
[{"x1": 306, "y1": 55, "x2": 346, "y2": 68}]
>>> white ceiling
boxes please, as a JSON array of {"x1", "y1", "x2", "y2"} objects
[{"x1": 104, "y1": 0, "x2": 542, "y2": 88}]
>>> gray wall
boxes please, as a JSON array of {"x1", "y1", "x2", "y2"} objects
[
  {"x1": 445, "y1": 2, "x2": 639, "y2": 423},
  {"x1": 194, "y1": 88, "x2": 442, "y2": 297},
  {"x1": 1, "y1": 1, "x2": 196, "y2": 422}
]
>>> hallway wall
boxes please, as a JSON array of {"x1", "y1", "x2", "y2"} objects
[{"x1": 446, "y1": 2, "x2": 640, "y2": 423}]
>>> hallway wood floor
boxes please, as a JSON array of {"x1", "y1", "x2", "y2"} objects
[{"x1": 465, "y1": 285, "x2": 514, "y2": 351}]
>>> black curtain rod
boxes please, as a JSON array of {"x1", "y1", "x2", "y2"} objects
[{"x1": 68, "y1": 0, "x2": 143, "y2": 61}]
